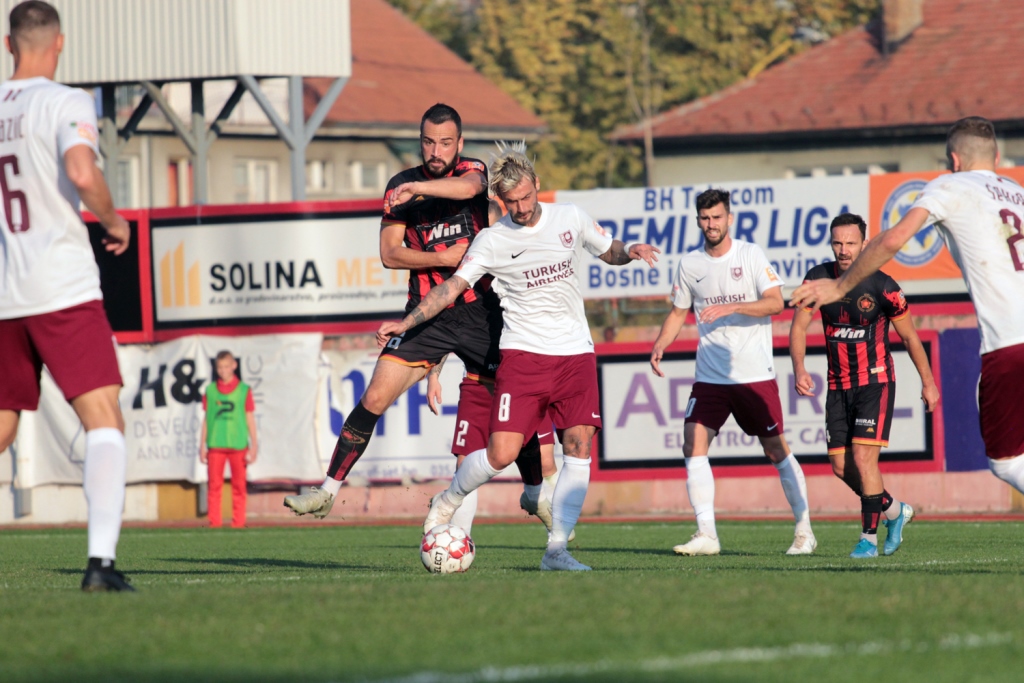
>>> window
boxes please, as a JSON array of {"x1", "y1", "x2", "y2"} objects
[
  {"x1": 233, "y1": 159, "x2": 277, "y2": 204},
  {"x1": 350, "y1": 160, "x2": 386, "y2": 193},
  {"x1": 113, "y1": 156, "x2": 140, "y2": 209},
  {"x1": 784, "y1": 163, "x2": 897, "y2": 179},
  {"x1": 306, "y1": 159, "x2": 333, "y2": 193}
]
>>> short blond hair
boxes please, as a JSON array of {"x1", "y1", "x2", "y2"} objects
[{"x1": 489, "y1": 141, "x2": 537, "y2": 196}]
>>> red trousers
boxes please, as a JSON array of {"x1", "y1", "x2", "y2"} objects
[{"x1": 207, "y1": 448, "x2": 247, "y2": 528}]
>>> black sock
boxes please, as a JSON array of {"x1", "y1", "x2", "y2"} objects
[
  {"x1": 326, "y1": 401, "x2": 381, "y2": 480},
  {"x1": 88, "y1": 557, "x2": 113, "y2": 570},
  {"x1": 861, "y1": 494, "x2": 885, "y2": 535},
  {"x1": 881, "y1": 490, "x2": 894, "y2": 512},
  {"x1": 514, "y1": 433, "x2": 543, "y2": 486}
]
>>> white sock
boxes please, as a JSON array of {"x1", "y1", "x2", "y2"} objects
[
  {"x1": 883, "y1": 495, "x2": 903, "y2": 521},
  {"x1": 548, "y1": 456, "x2": 590, "y2": 550},
  {"x1": 774, "y1": 454, "x2": 812, "y2": 534},
  {"x1": 83, "y1": 428, "x2": 126, "y2": 561},
  {"x1": 541, "y1": 470, "x2": 558, "y2": 497},
  {"x1": 445, "y1": 448, "x2": 502, "y2": 506},
  {"x1": 861, "y1": 532, "x2": 878, "y2": 545},
  {"x1": 521, "y1": 483, "x2": 541, "y2": 511},
  {"x1": 685, "y1": 455, "x2": 717, "y2": 539},
  {"x1": 449, "y1": 487, "x2": 478, "y2": 536},
  {"x1": 321, "y1": 477, "x2": 342, "y2": 496},
  {"x1": 989, "y1": 453, "x2": 1024, "y2": 495}
]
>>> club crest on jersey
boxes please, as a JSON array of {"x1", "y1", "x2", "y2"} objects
[
  {"x1": 731, "y1": 266, "x2": 743, "y2": 281},
  {"x1": 559, "y1": 230, "x2": 574, "y2": 248},
  {"x1": 857, "y1": 293, "x2": 876, "y2": 313}
]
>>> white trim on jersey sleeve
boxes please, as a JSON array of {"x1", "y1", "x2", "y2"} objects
[
  {"x1": 56, "y1": 89, "x2": 100, "y2": 157},
  {"x1": 454, "y1": 230, "x2": 493, "y2": 288},
  {"x1": 749, "y1": 243, "x2": 785, "y2": 294},
  {"x1": 578, "y1": 206, "x2": 614, "y2": 257},
  {"x1": 670, "y1": 259, "x2": 693, "y2": 309}
]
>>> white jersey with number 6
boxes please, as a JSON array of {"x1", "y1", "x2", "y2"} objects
[
  {"x1": 912, "y1": 170, "x2": 1024, "y2": 355},
  {"x1": 455, "y1": 202, "x2": 613, "y2": 356},
  {"x1": 0, "y1": 77, "x2": 103, "y2": 320}
]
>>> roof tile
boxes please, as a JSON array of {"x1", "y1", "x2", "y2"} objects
[{"x1": 616, "y1": 0, "x2": 1024, "y2": 141}]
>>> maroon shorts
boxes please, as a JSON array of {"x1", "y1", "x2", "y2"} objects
[
  {"x1": 451, "y1": 378, "x2": 558, "y2": 455},
  {"x1": 684, "y1": 379, "x2": 784, "y2": 437},
  {"x1": 0, "y1": 299, "x2": 123, "y2": 411},
  {"x1": 979, "y1": 342, "x2": 1024, "y2": 460},
  {"x1": 489, "y1": 350, "x2": 601, "y2": 439},
  {"x1": 451, "y1": 377, "x2": 492, "y2": 456}
]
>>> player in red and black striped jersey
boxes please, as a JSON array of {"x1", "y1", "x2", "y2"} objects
[
  {"x1": 284, "y1": 104, "x2": 541, "y2": 520},
  {"x1": 381, "y1": 153, "x2": 491, "y2": 311},
  {"x1": 790, "y1": 213, "x2": 940, "y2": 558}
]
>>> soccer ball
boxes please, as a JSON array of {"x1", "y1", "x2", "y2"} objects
[{"x1": 420, "y1": 523, "x2": 475, "y2": 574}]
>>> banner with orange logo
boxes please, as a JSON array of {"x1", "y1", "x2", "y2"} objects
[{"x1": 868, "y1": 167, "x2": 1024, "y2": 292}]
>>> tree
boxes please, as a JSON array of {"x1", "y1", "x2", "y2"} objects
[{"x1": 391, "y1": 0, "x2": 879, "y2": 189}]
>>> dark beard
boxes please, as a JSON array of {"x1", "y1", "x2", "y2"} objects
[{"x1": 424, "y1": 156, "x2": 458, "y2": 179}]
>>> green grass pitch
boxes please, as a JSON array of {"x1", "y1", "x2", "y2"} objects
[{"x1": 1, "y1": 520, "x2": 1022, "y2": 682}]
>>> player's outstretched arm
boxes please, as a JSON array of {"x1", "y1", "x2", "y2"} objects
[
  {"x1": 64, "y1": 146, "x2": 129, "y2": 255},
  {"x1": 385, "y1": 172, "x2": 487, "y2": 211},
  {"x1": 892, "y1": 315, "x2": 941, "y2": 412},
  {"x1": 600, "y1": 239, "x2": 660, "y2": 267},
  {"x1": 377, "y1": 276, "x2": 470, "y2": 346},
  {"x1": 790, "y1": 208, "x2": 931, "y2": 311},
  {"x1": 789, "y1": 306, "x2": 816, "y2": 397},
  {"x1": 650, "y1": 305, "x2": 688, "y2": 377},
  {"x1": 379, "y1": 223, "x2": 467, "y2": 270}
]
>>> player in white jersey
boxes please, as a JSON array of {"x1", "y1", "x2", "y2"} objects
[
  {"x1": 379, "y1": 142, "x2": 659, "y2": 571},
  {"x1": 792, "y1": 116, "x2": 1024, "y2": 498},
  {"x1": 0, "y1": 2, "x2": 133, "y2": 591},
  {"x1": 650, "y1": 189, "x2": 815, "y2": 556}
]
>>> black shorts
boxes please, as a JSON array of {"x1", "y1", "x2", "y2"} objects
[
  {"x1": 825, "y1": 382, "x2": 895, "y2": 455},
  {"x1": 379, "y1": 300, "x2": 502, "y2": 379}
]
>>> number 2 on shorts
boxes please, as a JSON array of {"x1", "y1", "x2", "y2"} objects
[
  {"x1": 455, "y1": 420, "x2": 469, "y2": 447},
  {"x1": 497, "y1": 393, "x2": 511, "y2": 422}
]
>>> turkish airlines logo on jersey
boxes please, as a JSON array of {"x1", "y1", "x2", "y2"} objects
[
  {"x1": 159, "y1": 241, "x2": 201, "y2": 308},
  {"x1": 560, "y1": 230, "x2": 574, "y2": 248}
]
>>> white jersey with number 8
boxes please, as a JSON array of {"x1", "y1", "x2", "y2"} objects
[
  {"x1": 0, "y1": 77, "x2": 103, "y2": 320},
  {"x1": 912, "y1": 170, "x2": 1024, "y2": 354}
]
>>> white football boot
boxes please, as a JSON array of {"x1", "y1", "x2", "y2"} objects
[
  {"x1": 283, "y1": 487, "x2": 335, "y2": 519},
  {"x1": 672, "y1": 531, "x2": 721, "y2": 556},
  {"x1": 423, "y1": 492, "x2": 459, "y2": 534},
  {"x1": 540, "y1": 548, "x2": 591, "y2": 571},
  {"x1": 786, "y1": 530, "x2": 817, "y2": 555}
]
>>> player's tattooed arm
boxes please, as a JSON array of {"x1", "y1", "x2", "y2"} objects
[
  {"x1": 377, "y1": 276, "x2": 470, "y2": 347},
  {"x1": 600, "y1": 239, "x2": 661, "y2": 267}
]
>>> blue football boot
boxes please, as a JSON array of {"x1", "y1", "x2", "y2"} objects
[
  {"x1": 882, "y1": 502, "x2": 914, "y2": 556},
  {"x1": 850, "y1": 538, "x2": 878, "y2": 558}
]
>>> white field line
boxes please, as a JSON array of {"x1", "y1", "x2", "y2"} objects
[{"x1": 361, "y1": 632, "x2": 1013, "y2": 683}]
